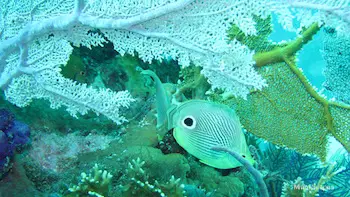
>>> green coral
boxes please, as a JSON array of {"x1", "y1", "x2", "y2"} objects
[
  {"x1": 65, "y1": 164, "x2": 113, "y2": 197},
  {"x1": 119, "y1": 157, "x2": 185, "y2": 197}
]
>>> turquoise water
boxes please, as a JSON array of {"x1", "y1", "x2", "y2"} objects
[
  {"x1": 0, "y1": 1, "x2": 349, "y2": 197},
  {"x1": 269, "y1": 15, "x2": 326, "y2": 90}
]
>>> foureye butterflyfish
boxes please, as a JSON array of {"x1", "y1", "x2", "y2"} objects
[{"x1": 167, "y1": 100, "x2": 255, "y2": 169}]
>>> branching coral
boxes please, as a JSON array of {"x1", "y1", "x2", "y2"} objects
[
  {"x1": 119, "y1": 157, "x2": 185, "y2": 197},
  {"x1": 0, "y1": 0, "x2": 349, "y2": 162},
  {"x1": 66, "y1": 164, "x2": 113, "y2": 197}
]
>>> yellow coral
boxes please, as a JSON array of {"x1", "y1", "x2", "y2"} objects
[{"x1": 222, "y1": 60, "x2": 349, "y2": 161}]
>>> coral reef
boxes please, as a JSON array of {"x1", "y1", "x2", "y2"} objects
[
  {"x1": 0, "y1": 94, "x2": 119, "y2": 132},
  {"x1": 0, "y1": 2, "x2": 349, "y2": 197},
  {"x1": 0, "y1": 0, "x2": 269, "y2": 124},
  {"x1": 182, "y1": 184, "x2": 213, "y2": 197},
  {"x1": 49, "y1": 119, "x2": 254, "y2": 197},
  {"x1": 280, "y1": 163, "x2": 344, "y2": 197}
]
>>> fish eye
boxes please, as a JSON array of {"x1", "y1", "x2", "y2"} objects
[
  {"x1": 184, "y1": 117, "x2": 193, "y2": 126},
  {"x1": 182, "y1": 115, "x2": 196, "y2": 129}
]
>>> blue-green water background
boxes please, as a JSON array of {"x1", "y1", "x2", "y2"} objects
[{"x1": 269, "y1": 15, "x2": 326, "y2": 91}]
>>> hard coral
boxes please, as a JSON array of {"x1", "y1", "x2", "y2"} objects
[{"x1": 66, "y1": 164, "x2": 113, "y2": 197}]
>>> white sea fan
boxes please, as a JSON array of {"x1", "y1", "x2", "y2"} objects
[
  {"x1": 3, "y1": 36, "x2": 134, "y2": 124},
  {"x1": 2, "y1": 0, "x2": 348, "y2": 123},
  {"x1": 0, "y1": 0, "x2": 270, "y2": 123},
  {"x1": 92, "y1": 0, "x2": 269, "y2": 98}
]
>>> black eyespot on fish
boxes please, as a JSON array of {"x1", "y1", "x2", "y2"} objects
[
  {"x1": 242, "y1": 155, "x2": 246, "y2": 158},
  {"x1": 182, "y1": 115, "x2": 196, "y2": 129},
  {"x1": 184, "y1": 117, "x2": 193, "y2": 127}
]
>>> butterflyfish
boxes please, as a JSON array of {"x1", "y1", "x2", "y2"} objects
[
  {"x1": 140, "y1": 69, "x2": 254, "y2": 169},
  {"x1": 167, "y1": 100, "x2": 255, "y2": 169}
]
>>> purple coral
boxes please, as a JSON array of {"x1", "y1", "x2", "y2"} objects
[
  {"x1": 5, "y1": 120, "x2": 31, "y2": 148},
  {"x1": 0, "y1": 109, "x2": 31, "y2": 177},
  {"x1": 0, "y1": 109, "x2": 14, "y2": 131},
  {"x1": 0, "y1": 131, "x2": 14, "y2": 161}
]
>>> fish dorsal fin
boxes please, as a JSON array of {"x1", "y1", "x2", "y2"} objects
[
  {"x1": 166, "y1": 104, "x2": 178, "y2": 131},
  {"x1": 140, "y1": 69, "x2": 170, "y2": 129}
]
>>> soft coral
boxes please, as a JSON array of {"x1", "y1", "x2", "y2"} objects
[{"x1": 0, "y1": 109, "x2": 30, "y2": 178}]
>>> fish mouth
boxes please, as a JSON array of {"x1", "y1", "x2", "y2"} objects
[{"x1": 172, "y1": 129, "x2": 183, "y2": 146}]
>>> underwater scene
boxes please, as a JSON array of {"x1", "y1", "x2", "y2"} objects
[{"x1": 0, "y1": 0, "x2": 349, "y2": 197}]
